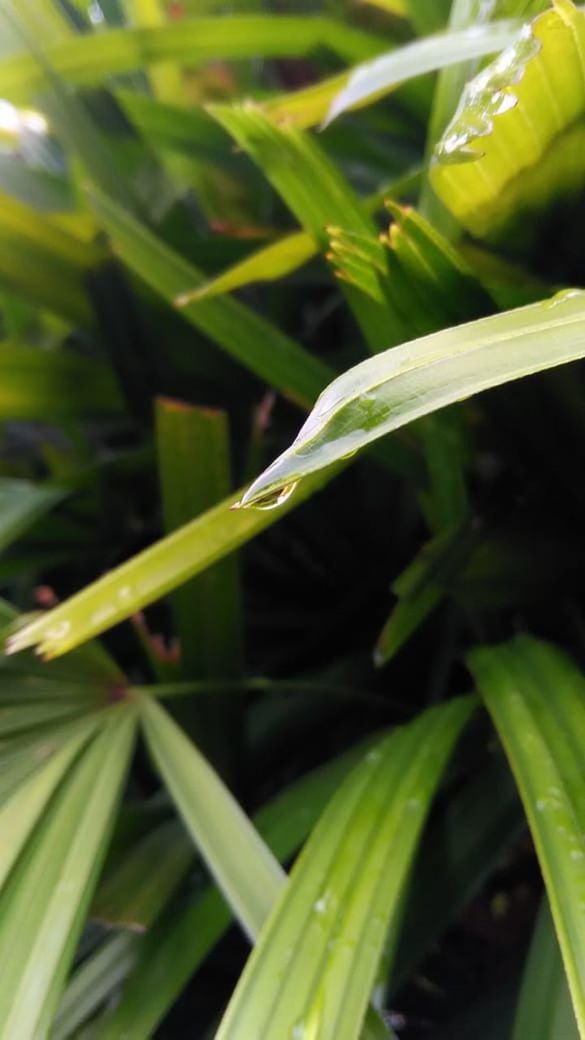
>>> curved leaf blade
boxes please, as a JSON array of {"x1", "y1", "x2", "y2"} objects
[
  {"x1": 324, "y1": 20, "x2": 521, "y2": 127},
  {"x1": 238, "y1": 290, "x2": 585, "y2": 508},
  {"x1": 513, "y1": 896, "x2": 578, "y2": 1040}
]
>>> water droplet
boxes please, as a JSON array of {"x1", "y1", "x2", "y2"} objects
[
  {"x1": 366, "y1": 748, "x2": 382, "y2": 764},
  {"x1": 291, "y1": 1025, "x2": 305, "y2": 1040},
  {"x1": 314, "y1": 891, "x2": 333, "y2": 916},
  {"x1": 117, "y1": 586, "x2": 132, "y2": 602},
  {"x1": 570, "y1": 849, "x2": 585, "y2": 861},
  {"x1": 47, "y1": 620, "x2": 71, "y2": 642},
  {"x1": 536, "y1": 799, "x2": 547, "y2": 812},
  {"x1": 245, "y1": 481, "x2": 299, "y2": 512}
]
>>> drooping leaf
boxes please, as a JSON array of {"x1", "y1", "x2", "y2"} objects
[
  {"x1": 238, "y1": 291, "x2": 585, "y2": 509},
  {"x1": 469, "y1": 636, "x2": 585, "y2": 1037},
  {"x1": 214, "y1": 697, "x2": 474, "y2": 1040}
]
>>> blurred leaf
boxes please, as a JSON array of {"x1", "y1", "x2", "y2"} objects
[
  {"x1": 0, "y1": 15, "x2": 383, "y2": 103},
  {"x1": 431, "y1": 1, "x2": 585, "y2": 242},
  {"x1": 91, "y1": 819, "x2": 193, "y2": 931},
  {"x1": 469, "y1": 636, "x2": 585, "y2": 1037},
  {"x1": 214, "y1": 696, "x2": 474, "y2": 1040},
  {"x1": 122, "y1": 0, "x2": 184, "y2": 104},
  {"x1": 0, "y1": 343, "x2": 124, "y2": 420},
  {"x1": 0, "y1": 478, "x2": 66, "y2": 553},
  {"x1": 239, "y1": 291, "x2": 585, "y2": 508},
  {"x1": 513, "y1": 896, "x2": 578, "y2": 1040},
  {"x1": 89, "y1": 189, "x2": 332, "y2": 409},
  {"x1": 323, "y1": 19, "x2": 520, "y2": 126},
  {"x1": 0, "y1": 704, "x2": 136, "y2": 1038},
  {"x1": 139, "y1": 694, "x2": 284, "y2": 943},
  {"x1": 406, "y1": 0, "x2": 453, "y2": 32},
  {"x1": 52, "y1": 932, "x2": 140, "y2": 1040}
]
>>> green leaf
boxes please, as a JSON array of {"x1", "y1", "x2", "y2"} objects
[
  {"x1": 0, "y1": 704, "x2": 136, "y2": 1038},
  {"x1": 431, "y1": 1, "x2": 585, "y2": 242},
  {"x1": 52, "y1": 932, "x2": 140, "y2": 1040},
  {"x1": 0, "y1": 478, "x2": 66, "y2": 553},
  {"x1": 91, "y1": 819, "x2": 193, "y2": 932},
  {"x1": 323, "y1": 19, "x2": 520, "y2": 127},
  {"x1": 238, "y1": 290, "x2": 585, "y2": 509},
  {"x1": 156, "y1": 398, "x2": 241, "y2": 682},
  {"x1": 139, "y1": 694, "x2": 285, "y2": 942},
  {"x1": 375, "y1": 522, "x2": 478, "y2": 666},
  {"x1": 4, "y1": 460, "x2": 342, "y2": 660},
  {"x1": 0, "y1": 344, "x2": 123, "y2": 420},
  {"x1": 214, "y1": 697, "x2": 474, "y2": 1040},
  {"x1": 0, "y1": 713, "x2": 100, "y2": 890},
  {"x1": 0, "y1": 16, "x2": 382, "y2": 104},
  {"x1": 469, "y1": 635, "x2": 585, "y2": 1037},
  {"x1": 513, "y1": 896, "x2": 579, "y2": 1040},
  {"x1": 94, "y1": 739, "x2": 372, "y2": 1039}
]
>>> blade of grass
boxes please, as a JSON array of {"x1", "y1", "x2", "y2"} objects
[
  {"x1": 469, "y1": 635, "x2": 585, "y2": 1037},
  {"x1": 52, "y1": 932, "x2": 140, "y2": 1040}
]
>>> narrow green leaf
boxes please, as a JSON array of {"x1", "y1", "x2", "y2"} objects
[
  {"x1": 122, "y1": 0, "x2": 184, "y2": 105},
  {"x1": 52, "y1": 932, "x2": 140, "y2": 1040},
  {"x1": 324, "y1": 19, "x2": 520, "y2": 126},
  {"x1": 214, "y1": 697, "x2": 474, "y2": 1040},
  {"x1": 513, "y1": 896, "x2": 578, "y2": 1040},
  {"x1": 0, "y1": 713, "x2": 100, "y2": 891},
  {"x1": 91, "y1": 819, "x2": 193, "y2": 932},
  {"x1": 94, "y1": 738, "x2": 372, "y2": 1039},
  {"x1": 239, "y1": 291, "x2": 585, "y2": 509},
  {"x1": 375, "y1": 522, "x2": 477, "y2": 666},
  {"x1": 4, "y1": 462, "x2": 341, "y2": 660},
  {"x1": 0, "y1": 704, "x2": 136, "y2": 1038},
  {"x1": 156, "y1": 398, "x2": 241, "y2": 681},
  {"x1": 139, "y1": 695, "x2": 285, "y2": 942},
  {"x1": 0, "y1": 16, "x2": 383, "y2": 103},
  {"x1": 469, "y1": 635, "x2": 585, "y2": 1037}
]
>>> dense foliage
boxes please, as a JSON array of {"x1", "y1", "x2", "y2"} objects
[{"x1": 1, "y1": 0, "x2": 585, "y2": 1037}]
